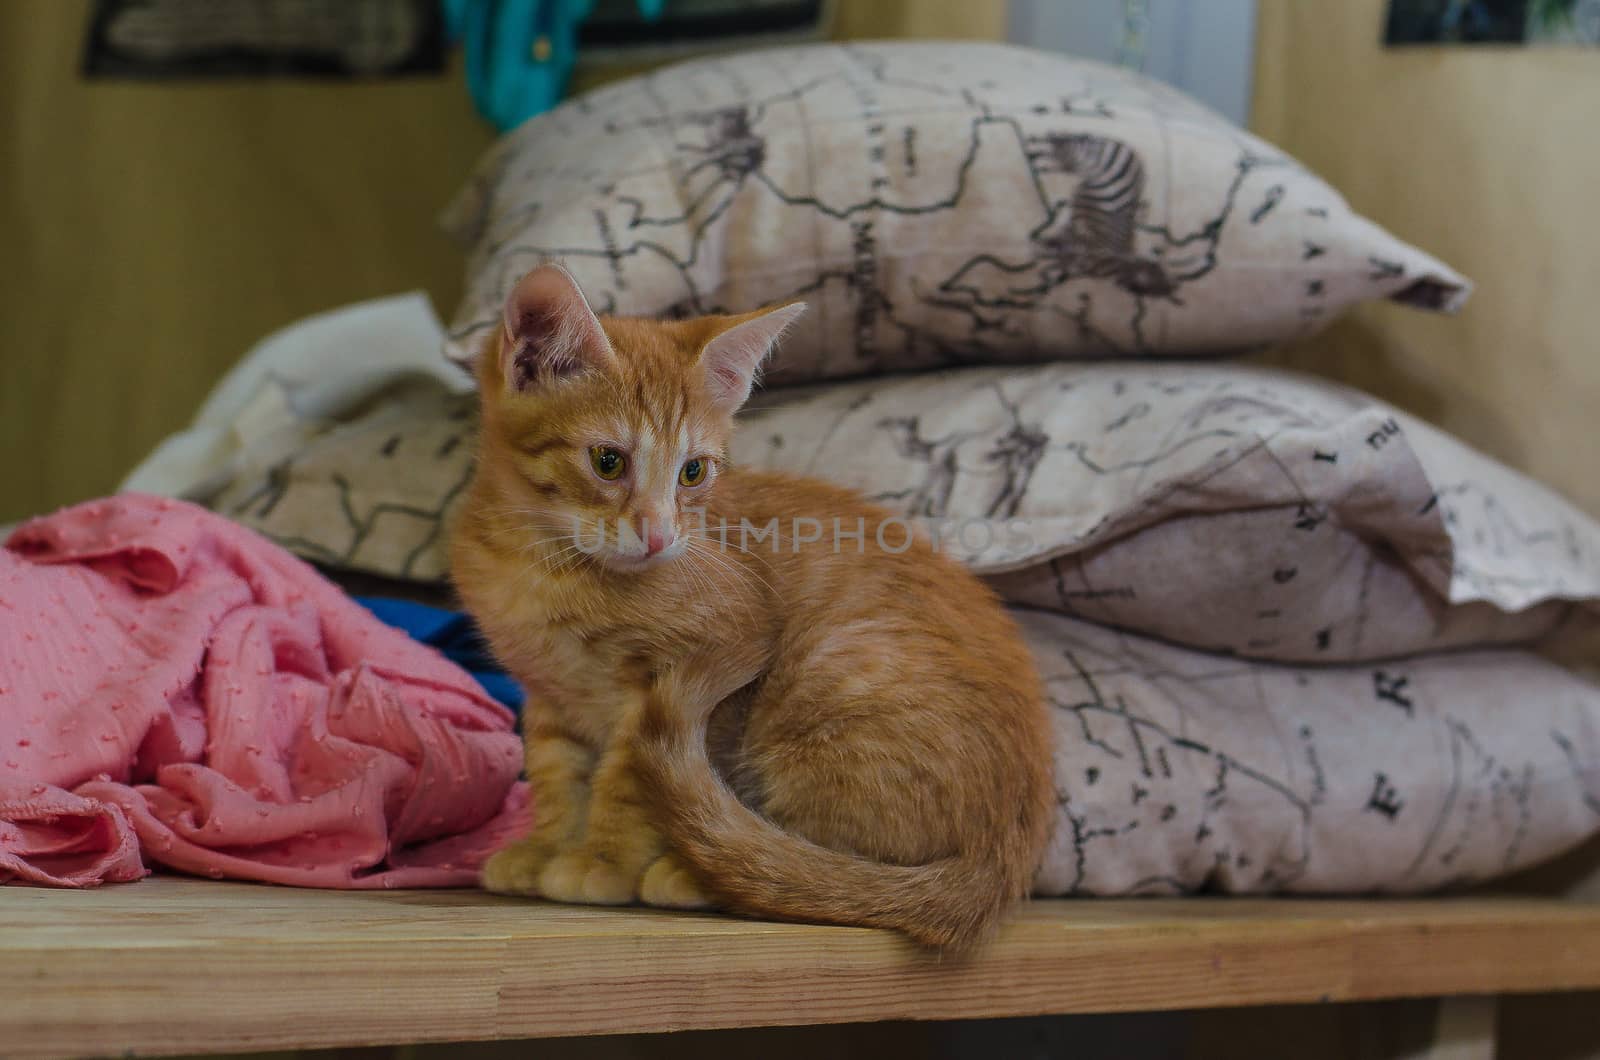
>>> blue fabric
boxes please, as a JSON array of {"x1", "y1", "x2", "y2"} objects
[
  {"x1": 443, "y1": 0, "x2": 666, "y2": 131},
  {"x1": 355, "y1": 596, "x2": 525, "y2": 711}
]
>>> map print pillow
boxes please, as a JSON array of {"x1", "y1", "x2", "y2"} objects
[
  {"x1": 733, "y1": 362, "x2": 1600, "y2": 662},
  {"x1": 212, "y1": 360, "x2": 1599, "y2": 666},
  {"x1": 441, "y1": 41, "x2": 1471, "y2": 384},
  {"x1": 1024, "y1": 610, "x2": 1600, "y2": 896}
]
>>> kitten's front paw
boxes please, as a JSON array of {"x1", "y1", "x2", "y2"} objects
[
  {"x1": 481, "y1": 840, "x2": 554, "y2": 896},
  {"x1": 639, "y1": 853, "x2": 714, "y2": 910},
  {"x1": 538, "y1": 850, "x2": 636, "y2": 905}
]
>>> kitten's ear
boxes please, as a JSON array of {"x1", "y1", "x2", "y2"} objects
[
  {"x1": 699, "y1": 302, "x2": 806, "y2": 413},
  {"x1": 499, "y1": 264, "x2": 612, "y2": 393}
]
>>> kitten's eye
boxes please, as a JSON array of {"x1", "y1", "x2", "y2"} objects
[
  {"x1": 679, "y1": 458, "x2": 708, "y2": 487},
  {"x1": 590, "y1": 446, "x2": 626, "y2": 480}
]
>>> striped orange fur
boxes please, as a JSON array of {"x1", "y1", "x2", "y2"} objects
[{"x1": 451, "y1": 265, "x2": 1054, "y2": 952}]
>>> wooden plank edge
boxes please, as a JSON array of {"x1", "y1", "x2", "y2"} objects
[{"x1": 7, "y1": 902, "x2": 1600, "y2": 1058}]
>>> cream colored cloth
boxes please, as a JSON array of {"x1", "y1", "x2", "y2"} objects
[
  {"x1": 201, "y1": 358, "x2": 1600, "y2": 663},
  {"x1": 1023, "y1": 609, "x2": 1600, "y2": 895},
  {"x1": 442, "y1": 41, "x2": 1469, "y2": 384},
  {"x1": 211, "y1": 384, "x2": 477, "y2": 582},
  {"x1": 736, "y1": 362, "x2": 1600, "y2": 661},
  {"x1": 120, "y1": 293, "x2": 470, "y2": 503}
]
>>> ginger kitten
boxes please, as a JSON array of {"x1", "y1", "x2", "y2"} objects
[{"x1": 451, "y1": 265, "x2": 1054, "y2": 952}]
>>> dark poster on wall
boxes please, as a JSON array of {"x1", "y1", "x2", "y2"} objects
[
  {"x1": 581, "y1": 0, "x2": 826, "y2": 44},
  {"x1": 82, "y1": 0, "x2": 446, "y2": 79},
  {"x1": 1385, "y1": 0, "x2": 1600, "y2": 45}
]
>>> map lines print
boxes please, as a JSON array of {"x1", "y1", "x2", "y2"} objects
[{"x1": 442, "y1": 41, "x2": 1467, "y2": 385}]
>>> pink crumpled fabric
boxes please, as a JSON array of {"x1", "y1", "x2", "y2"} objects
[{"x1": 0, "y1": 494, "x2": 529, "y2": 888}]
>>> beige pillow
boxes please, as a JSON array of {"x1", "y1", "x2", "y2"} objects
[
  {"x1": 1023, "y1": 609, "x2": 1600, "y2": 895},
  {"x1": 992, "y1": 508, "x2": 1577, "y2": 662},
  {"x1": 441, "y1": 41, "x2": 1469, "y2": 384},
  {"x1": 733, "y1": 362, "x2": 1600, "y2": 661},
  {"x1": 215, "y1": 361, "x2": 1598, "y2": 664},
  {"x1": 212, "y1": 383, "x2": 477, "y2": 583}
]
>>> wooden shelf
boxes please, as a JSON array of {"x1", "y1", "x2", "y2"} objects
[{"x1": 4, "y1": 877, "x2": 1600, "y2": 1059}]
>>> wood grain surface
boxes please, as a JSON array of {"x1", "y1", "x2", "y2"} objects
[{"x1": 4, "y1": 878, "x2": 1600, "y2": 1058}]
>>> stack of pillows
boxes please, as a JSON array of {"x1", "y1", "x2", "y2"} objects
[{"x1": 211, "y1": 43, "x2": 1600, "y2": 895}]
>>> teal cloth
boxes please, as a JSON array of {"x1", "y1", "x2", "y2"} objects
[{"x1": 443, "y1": 0, "x2": 665, "y2": 131}]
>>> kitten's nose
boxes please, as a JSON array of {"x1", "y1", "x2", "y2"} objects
[{"x1": 641, "y1": 516, "x2": 674, "y2": 556}]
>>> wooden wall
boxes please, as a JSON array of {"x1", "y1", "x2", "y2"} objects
[
  {"x1": 0, "y1": 0, "x2": 1007, "y2": 523},
  {"x1": 0, "y1": 0, "x2": 494, "y2": 523},
  {"x1": 1252, "y1": 0, "x2": 1600, "y2": 518},
  {"x1": 5, "y1": 0, "x2": 1590, "y2": 522}
]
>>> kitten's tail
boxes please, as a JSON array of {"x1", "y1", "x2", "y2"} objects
[{"x1": 635, "y1": 679, "x2": 1028, "y2": 954}]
